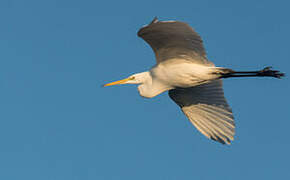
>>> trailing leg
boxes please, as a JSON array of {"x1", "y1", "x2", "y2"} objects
[{"x1": 216, "y1": 66, "x2": 285, "y2": 79}]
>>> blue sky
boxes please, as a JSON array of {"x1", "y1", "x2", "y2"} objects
[{"x1": 0, "y1": 0, "x2": 289, "y2": 179}]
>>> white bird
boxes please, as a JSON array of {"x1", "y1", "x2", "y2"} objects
[{"x1": 104, "y1": 17, "x2": 284, "y2": 144}]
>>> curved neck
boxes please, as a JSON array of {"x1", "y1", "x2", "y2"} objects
[{"x1": 137, "y1": 72, "x2": 172, "y2": 98}]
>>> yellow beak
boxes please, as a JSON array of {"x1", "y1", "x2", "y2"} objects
[{"x1": 103, "y1": 77, "x2": 131, "y2": 87}]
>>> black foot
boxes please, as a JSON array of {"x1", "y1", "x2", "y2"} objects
[{"x1": 259, "y1": 66, "x2": 285, "y2": 79}]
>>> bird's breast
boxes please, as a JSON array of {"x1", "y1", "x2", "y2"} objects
[{"x1": 151, "y1": 60, "x2": 216, "y2": 88}]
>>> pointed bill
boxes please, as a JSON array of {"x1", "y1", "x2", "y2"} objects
[{"x1": 103, "y1": 77, "x2": 131, "y2": 87}]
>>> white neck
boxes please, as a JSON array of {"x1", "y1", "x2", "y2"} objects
[{"x1": 136, "y1": 71, "x2": 172, "y2": 98}]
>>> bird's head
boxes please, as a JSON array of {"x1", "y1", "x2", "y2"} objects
[
  {"x1": 103, "y1": 71, "x2": 170, "y2": 98},
  {"x1": 103, "y1": 72, "x2": 150, "y2": 87}
]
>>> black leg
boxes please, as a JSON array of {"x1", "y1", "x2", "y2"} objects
[{"x1": 220, "y1": 67, "x2": 285, "y2": 79}]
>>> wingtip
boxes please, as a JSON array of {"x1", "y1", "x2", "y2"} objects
[
  {"x1": 137, "y1": 17, "x2": 159, "y2": 37},
  {"x1": 150, "y1": 16, "x2": 159, "y2": 24},
  {"x1": 211, "y1": 136, "x2": 232, "y2": 145}
]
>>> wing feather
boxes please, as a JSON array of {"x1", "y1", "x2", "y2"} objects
[
  {"x1": 169, "y1": 80, "x2": 235, "y2": 144},
  {"x1": 138, "y1": 18, "x2": 212, "y2": 65}
]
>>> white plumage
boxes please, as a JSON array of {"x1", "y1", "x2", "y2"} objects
[{"x1": 104, "y1": 18, "x2": 284, "y2": 144}]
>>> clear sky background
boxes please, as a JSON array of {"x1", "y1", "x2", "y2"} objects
[{"x1": 0, "y1": 0, "x2": 289, "y2": 179}]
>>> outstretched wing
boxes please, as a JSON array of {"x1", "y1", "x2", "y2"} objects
[
  {"x1": 169, "y1": 80, "x2": 235, "y2": 144},
  {"x1": 138, "y1": 17, "x2": 212, "y2": 65}
]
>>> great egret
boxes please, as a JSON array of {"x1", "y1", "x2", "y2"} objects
[{"x1": 104, "y1": 17, "x2": 284, "y2": 144}]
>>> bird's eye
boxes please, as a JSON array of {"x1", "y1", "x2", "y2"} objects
[{"x1": 129, "y1": 76, "x2": 135, "y2": 80}]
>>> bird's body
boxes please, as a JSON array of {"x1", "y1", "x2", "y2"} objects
[
  {"x1": 104, "y1": 17, "x2": 284, "y2": 144},
  {"x1": 138, "y1": 59, "x2": 219, "y2": 98}
]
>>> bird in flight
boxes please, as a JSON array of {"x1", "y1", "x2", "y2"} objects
[{"x1": 104, "y1": 17, "x2": 284, "y2": 144}]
